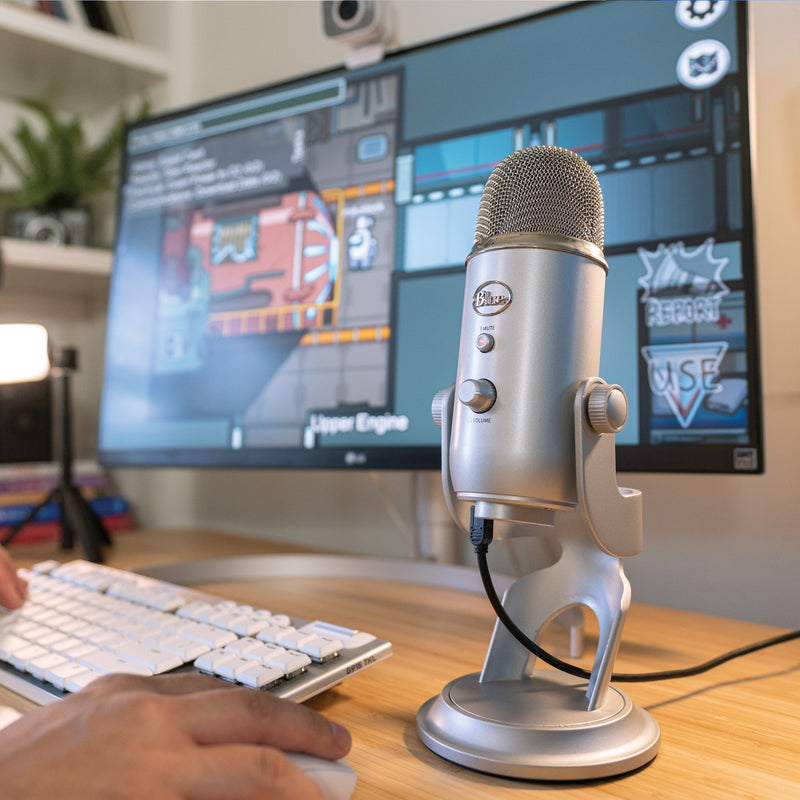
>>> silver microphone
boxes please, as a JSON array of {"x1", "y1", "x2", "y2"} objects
[
  {"x1": 421, "y1": 147, "x2": 658, "y2": 781},
  {"x1": 449, "y1": 145, "x2": 608, "y2": 524}
]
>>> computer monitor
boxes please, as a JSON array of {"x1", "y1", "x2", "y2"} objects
[{"x1": 98, "y1": 0, "x2": 762, "y2": 475}]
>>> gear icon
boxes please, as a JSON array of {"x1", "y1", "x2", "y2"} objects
[
  {"x1": 675, "y1": 0, "x2": 728, "y2": 30},
  {"x1": 686, "y1": 1, "x2": 718, "y2": 21}
]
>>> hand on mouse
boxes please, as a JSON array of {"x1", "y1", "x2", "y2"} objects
[
  {"x1": 0, "y1": 545, "x2": 27, "y2": 610},
  {"x1": 0, "y1": 672, "x2": 352, "y2": 800}
]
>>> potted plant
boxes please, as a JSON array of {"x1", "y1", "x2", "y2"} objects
[{"x1": 0, "y1": 98, "x2": 146, "y2": 247}]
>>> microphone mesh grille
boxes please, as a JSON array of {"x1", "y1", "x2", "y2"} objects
[{"x1": 473, "y1": 145, "x2": 604, "y2": 250}]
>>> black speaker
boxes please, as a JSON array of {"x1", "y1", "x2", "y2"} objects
[{"x1": 0, "y1": 378, "x2": 53, "y2": 464}]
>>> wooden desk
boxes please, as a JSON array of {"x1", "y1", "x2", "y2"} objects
[{"x1": 4, "y1": 529, "x2": 800, "y2": 798}]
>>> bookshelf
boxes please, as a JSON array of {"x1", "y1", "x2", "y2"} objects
[
  {"x1": 0, "y1": 2, "x2": 171, "y2": 293},
  {"x1": 0, "y1": 236, "x2": 111, "y2": 295},
  {"x1": 0, "y1": 2, "x2": 171, "y2": 114}
]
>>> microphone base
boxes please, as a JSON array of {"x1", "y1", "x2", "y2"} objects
[{"x1": 417, "y1": 670, "x2": 660, "y2": 781}]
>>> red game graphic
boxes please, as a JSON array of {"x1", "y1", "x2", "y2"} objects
[{"x1": 161, "y1": 189, "x2": 339, "y2": 339}]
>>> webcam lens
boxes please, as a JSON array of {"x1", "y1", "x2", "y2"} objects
[{"x1": 337, "y1": 1, "x2": 359, "y2": 22}]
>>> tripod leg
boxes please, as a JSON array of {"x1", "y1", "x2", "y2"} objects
[{"x1": 60, "y1": 484, "x2": 110, "y2": 563}]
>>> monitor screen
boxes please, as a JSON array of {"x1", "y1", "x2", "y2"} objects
[{"x1": 98, "y1": 0, "x2": 762, "y2": 474}]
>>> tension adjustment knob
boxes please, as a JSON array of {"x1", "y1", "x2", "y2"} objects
[
  {"x1": 458, "y1": 378, "x2": 497, "y2": 413},
  {"x1": 587, "y1": 383, "x2": 628, "y2": 433},
  {"x1": 431, "y1": 387, "x2": 452, "y2": 429}
]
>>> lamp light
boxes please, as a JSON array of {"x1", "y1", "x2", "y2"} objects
[
  {"x1": 0, "y1": 324, "x2": 109, "y2": 562},
  {"x1": 0, "y1": 324, "x2": 51, "y2": 384}
]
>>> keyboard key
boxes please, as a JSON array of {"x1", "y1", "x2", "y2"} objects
[
  {"x1": 179, "y1": 622, "x2": 238, "y2": 649},
  {"x1": 142, "y1": 591, "x2": 187, "y2": 612},
  {"x1": 194, "y1": 648, "x2": 238, "y2": 674},
  {"x1": 45, "y1": 660, "x2": 93, "y2": 690},
  {"x1": 114, "y1": 642, "x2": 183, "y2": 674},
  {"x1": 85, "y1": 629, "x2": 125, "y2": 649},
  {"x1": 50, "y1": 636, "x2": 84, "y2": 654},
  {"x1": 176, "y1": 601, "x2": 215, "y2": 621},
  {"x1": 0, "y1": 632, "x2": 30, "y2": 660},
  {"x1": 256, "y1": 624, "x2": 295, "y2": 644},
  {"x1": 298, "y1": 636, "x2": 342, "y2": 662},
  {"x1": 78, "y1": 650, "x2": 154, "y2": 677},
  {"x1": 214, "y1": 655, "x2": 255, "y2": 681},
  {"x1": 227, "y1": 615, "x2": 272, "y2": 637},
  {"x1": 235, "y1": 662, "x2": 284, "y2": 690},
  {"x1": 10, "y1": 643, "x2": 48, "y2": 671},
  {"x1": 38, "y1": 630, "x2": 71, "y2": 649},
  {"x1": 27, "y1": 651, "x2": 69, "y2": 681},
  {"x1": 65, "y1": 670, "x2": 103, "y2": 693},
  {"x1": 264, "y1": 649, "x2": 311, "y2": 677},
  {"x1": 150, "y1": 634, "x2": 210, "y2": 662},
  {"x1": 223, "y1": 637, "x2": 264, "y2": 657},
  {"x1": 31, "y1": 560, "x2": 60, "y2": 575},
  {"x1": 0, "y1": 616, "x2": 30, "y2": 636},
  {"x1": 277, "y1": 630, "x2": 318, "y2": 651},
  {"x1": 63, "y1": 642, "x2": 98, "y2": 661},
  {"x1": 301, "y1": 621, "x2": 376, "y2": 649}
]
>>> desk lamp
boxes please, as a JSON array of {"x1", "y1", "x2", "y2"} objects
[{"x1": 0, "y1": 323, "x2": 110, "y2": 562}]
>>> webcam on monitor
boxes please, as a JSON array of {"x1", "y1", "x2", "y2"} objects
[{"x1": 321, "y1": 1, "x2": 392, "y2": 67}]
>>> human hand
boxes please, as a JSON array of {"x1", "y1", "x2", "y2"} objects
[
  {"x1": 0, "y1": 545, "x2": 27, "y2": 609},
  {"x1": 0, "y1": 673, "x2": 352, "y2": 800}
]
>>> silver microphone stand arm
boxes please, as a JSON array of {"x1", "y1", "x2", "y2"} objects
[
  {"x1": 419, "y1": 378, "x2": 659, "y2": 779},
  {"x1": 478, "y1": 377, "x2": 641, "y2": 709}
]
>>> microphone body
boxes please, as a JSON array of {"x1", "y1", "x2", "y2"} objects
[
  {"x1": 448, "y1": 145, "x2": 608, "y2": 523},
  {"x1": 451, "y1": 236, "x2": 607, "y2": 519}
]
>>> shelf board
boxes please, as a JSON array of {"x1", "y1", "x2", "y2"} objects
[
  {"x1": 0, "y1": 4, "x2": 171, "y2": 112},
  {"x1": 0, "y1": 236, "x2": 111, "y2": 294}
]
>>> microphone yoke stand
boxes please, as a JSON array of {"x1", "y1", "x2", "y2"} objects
[
  {"x1": 417, "y1": 378, "x2": 661, "y2": 780},
  {"x1": 1, "y1": 346, "x2": 111, "y2": 563}
]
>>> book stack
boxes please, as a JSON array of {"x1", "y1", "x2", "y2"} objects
[{"x1": 0, "y1": 460, "x2": 134, "y2": 546}]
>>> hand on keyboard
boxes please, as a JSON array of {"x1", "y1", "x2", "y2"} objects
[
  {"x1": 0, "y1": 546, "x2": 27, "y2": 611},
  {"x1": 0, "y1": 672, "x2": 352, "y2": 800}
]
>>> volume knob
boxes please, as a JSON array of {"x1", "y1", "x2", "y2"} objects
[{"x1": 458, "y1": 378, "x2": 497, "y2": 413}]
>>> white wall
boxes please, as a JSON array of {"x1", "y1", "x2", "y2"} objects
[{"x1": 109, "y1": 1, "x2": 800, "y2": 628}]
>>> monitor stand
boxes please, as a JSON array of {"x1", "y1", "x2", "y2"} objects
[{"x1": 413, "y1": 471, "x2": 462, "y2": 563}]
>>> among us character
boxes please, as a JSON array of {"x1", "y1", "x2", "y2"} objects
[{"x1": 347, "y1": 214, "x2": 378, "y2": 270}]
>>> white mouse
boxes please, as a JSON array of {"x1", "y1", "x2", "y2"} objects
[{"x1": 285, "y1": 753, "x2": 357, "y2": 800}]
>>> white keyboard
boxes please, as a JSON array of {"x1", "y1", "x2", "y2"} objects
[{"x1": 0, "y1": 559, "x2": 391, "y2": 706}]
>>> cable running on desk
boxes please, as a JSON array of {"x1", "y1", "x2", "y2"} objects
[{"x1": 475, "y1": 547, "x2": 800, "y2": 683}]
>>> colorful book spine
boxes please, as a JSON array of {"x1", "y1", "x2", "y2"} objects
[
  {"x1": 0, "y1": 487, "x2": 106, "y2": 506},
  {"x1": 0, "y1": 495, "x2": 130, "y2": 526},
  {"x1": 2, "y1": 513, "x2": 134, "y2": 546},
  {"x1": 0, "y1": 461, "x2": 109, "y2": 495}
]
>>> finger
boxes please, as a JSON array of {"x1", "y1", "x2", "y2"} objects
[
  {"x1": 183, "y1": 746, "x2": 325, "y2": 800},
  {"x1": 174, "y1": 687, "x2": 351, "y2": 759},
  {"x1": 0, "y1": 548, "x2": 25, "y2": 610},
  {"x1": 0, "y1": 584, "x2": 23, "y2": 610}
]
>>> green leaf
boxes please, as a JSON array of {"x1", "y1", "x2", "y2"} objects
[{"x1": 0, "y1": 97, "x2": 149, "y2": 212}]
